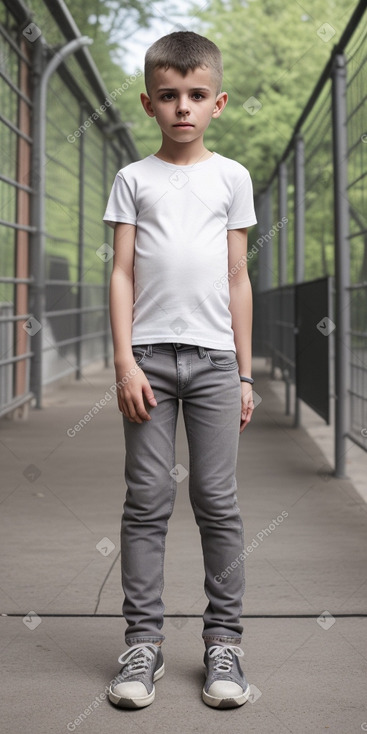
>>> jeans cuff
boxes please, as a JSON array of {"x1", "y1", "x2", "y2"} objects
[
  {"x1": 203, "y1": 635, "x2": 242, "y2": 646},
  {"x1": 125, "y1": 636, "x2": 165, "y2": 646}
]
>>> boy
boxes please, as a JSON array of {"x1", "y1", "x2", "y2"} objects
[{"x1": 103, "y1": 31, "x2": 257, "y2": 709}]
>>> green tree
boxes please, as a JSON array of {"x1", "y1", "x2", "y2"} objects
[{"x1": 188, "y1": 0, "x2": 351, "y2": 190}]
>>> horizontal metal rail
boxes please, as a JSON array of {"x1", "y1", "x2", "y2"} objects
[
  {"x1": 0, "y1": 312, "x2": 31, "y2": 323},
  {"x1": 44, "y1": 280, "x2": 105, "y2": 288},
  {"x1": 0, "y1": 113, "x2": 32, "y2": 142},
  {"x1": 0, "y1": 21, "x2": 31, "y2": 65},
  {"x1": 0, "y1": 352, "x2": 33, "y2": 367},
  {"x1": 0, "y1": 218, "x2": 36, "y2": 232},
  {"x1": 0, "y1": 277, "x2": 33, "y2": 284},
  {"x1": 44, "y1": 305, "x2": 108, "y2": 318},
  {"x1": 0, "y1": 392, "x2": 34, "y2": 418},
  {"x1": 0, "y1": 67, "x2": 32, "y2": 106},
  {"x1": 42, "y1": 329, "x2": 109, "y2": 352},
  {"x1": 0, "y1": 173, "x2": 33, "y2": 193}
]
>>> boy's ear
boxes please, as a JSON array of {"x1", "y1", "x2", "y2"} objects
[
  {"x1": 140, "y1": 92, "x2": 156, "y2": 118},
  {"x1": 212, "y1": 91, "x2": 228, "y2": 119}
]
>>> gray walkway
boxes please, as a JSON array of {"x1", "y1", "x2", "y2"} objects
[{"x1": 1, "y1": 359, "x2": 366, "y2": 733}]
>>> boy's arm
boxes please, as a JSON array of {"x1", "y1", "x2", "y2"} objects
[
  {"x1": 109, "y1": 223, "x2": 157, "y2": 422},
  {"x1": 227, "y1": 227, "x2": 254, "y2": 432},
  {"x1": 109, "y1": 223, "x2": 136, "y2": 369}
]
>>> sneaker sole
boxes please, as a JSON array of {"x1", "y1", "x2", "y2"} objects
[
  {"x1": 108, "y1": 662, "x2": 165, "y2": 709},
  {"x1": 202, "y1": 681, "x2": 251, "y2": 709}
]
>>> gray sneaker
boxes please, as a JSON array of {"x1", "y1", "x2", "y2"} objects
[
  {"x1": 202, "y1": 645, "x2": 250, "y2": 708},
  {"x1": 109, "y1": 643, "x2": 164, "y2": 708}
]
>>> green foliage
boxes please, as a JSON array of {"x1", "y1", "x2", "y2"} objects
[{"x1": 189, "y1": 0, "x2": 350, "y2": 188}]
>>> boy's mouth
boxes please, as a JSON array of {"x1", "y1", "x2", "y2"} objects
[{"x1": 173, "y1": 122, "x2": 194, "y2": 127}]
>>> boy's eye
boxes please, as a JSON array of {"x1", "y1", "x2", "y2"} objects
[{"x1": 159, "y1": 92, "x2": 205, "y2": 101}]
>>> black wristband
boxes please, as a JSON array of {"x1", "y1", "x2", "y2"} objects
[{"x1": 239, "y1": 376, "x2": 254, "y2": 384}]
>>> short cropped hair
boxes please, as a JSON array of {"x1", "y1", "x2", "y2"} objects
[{"x1": 144, "y1": 31, "x2": 223, "y2": 96}]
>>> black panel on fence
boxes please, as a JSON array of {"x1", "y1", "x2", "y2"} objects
[
  {"x1": 295, "y1": 277, "x2": 332, "y2": 424},
  {"x1": 252, "y1": 293, "x2": 268, "y2": 357}
]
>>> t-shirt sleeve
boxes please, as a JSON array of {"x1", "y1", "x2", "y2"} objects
[
  {"x1": 103, "y1": 172, "x2": 137, "y2": 229},
  {"x1": 227, "y1": 169, "x2": 257, "y2": 229}
]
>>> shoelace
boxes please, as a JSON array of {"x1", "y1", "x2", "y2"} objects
[
  {"x1": 116, "y1": 643, "x2": 158, "y2": 678},
  {"x1": 208, "y1": 645, "x2": 244, "y2": 673}
]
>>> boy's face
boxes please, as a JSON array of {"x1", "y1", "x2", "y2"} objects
[{"x1": 141, "y1": 66, "x2": 227, "y2": 145}]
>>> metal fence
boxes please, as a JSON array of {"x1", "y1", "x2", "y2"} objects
[
  {"x1": 251, "y1": 0, "x2": 367, "y2": 476},
  {"x1": 0, "y1": 0, "x2": 138, "y2": 417}
]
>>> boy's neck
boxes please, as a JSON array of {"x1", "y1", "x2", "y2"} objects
[{"x1": 154, "y1": 137, "x2": 213, "y2": 166}]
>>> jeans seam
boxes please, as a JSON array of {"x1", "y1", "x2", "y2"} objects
[
  {"x1": 158, "y1": 396, "x2": 178, "y2": 614},
  {"x1": 203, "y1": 636, "x2": 242, "y2": 639}
]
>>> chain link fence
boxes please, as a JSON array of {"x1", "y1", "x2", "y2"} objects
[
  {"x1": 0, "y1": 0, "x2": 138, "y2": 417},
  {"x1": 251, "y1": 0, "x2": 366, "y2": 474}
]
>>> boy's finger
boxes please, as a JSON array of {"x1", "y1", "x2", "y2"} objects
[
  {"x1": 142, "y1": 385, "x2": 157, "y2": 406},
  {"x1": 128, "y1": 396, "x2": 153, "y2": 422},
  {"x1": 122, "y1": 396, "x2": 142, "y2": 422},
  {"x1": 117, "y1": 387, "x2": 150, "y2": 422}
]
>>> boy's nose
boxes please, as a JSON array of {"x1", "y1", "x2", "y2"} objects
[{"x1": 176, "y1": 98, "x2": 190, "y2": 115}]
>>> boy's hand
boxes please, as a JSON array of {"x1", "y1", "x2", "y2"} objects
[
  {"x1": 115, "y1": 364, "x2": 157, "y2": 423},
  {"x1": 240, "y1": 384, "x2": 254, "y2": 433}
]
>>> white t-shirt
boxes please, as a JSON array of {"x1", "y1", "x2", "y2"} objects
[{"x1": 103, "y1": 152, "x2": 257, "y2": 350}]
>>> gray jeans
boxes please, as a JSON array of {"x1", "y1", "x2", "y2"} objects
[{"x1": 121, "y1": 342, "x2": 245, "y2": 647}]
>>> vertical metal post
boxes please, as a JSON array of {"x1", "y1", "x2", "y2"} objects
[
  {"x1": 257, "y1": 187, "x2": 274, "y2": 376},
  {"x1": 278, "y1": 162, "x2": 288, "y2": 286},
  {"x1": 293, "y1": 134, "x2": 305, "y2": 427},
  {"x1": 255, "y1": 193, "x2": 264, "y2": 292},
  {"x1": 29, "y1": 36, "x2": 92, "y2": 408},
  {"x1": 294, "y1": 135, "x2": 305, "y2": 284},
  {"x1": 269, "y1": 291, "x2": 276, "y2": 380},
  {"x1": 103, "y1": 138, "x2": 109, "y2": 368},
  {"x1": 76, "y1": 105, "x2": 85, "y2": 380},
  {"x1": 257, "y1": 186, "x2": 273, "y2": 292},
  {"x1": 29, "y1": 40, "x2": 44, "y2": 408},
  {"x1": 332, "y1": 53, "x2": 351, "y2": 478},
  {"x1": 284, "y1": 369, "x2": 291, "y2": 415},
  {"x1": 15, "y1": 38, "x2": 32, "y2": 409}
]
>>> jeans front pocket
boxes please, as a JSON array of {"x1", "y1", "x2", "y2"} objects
[
  {"x1": 207, "y1": 349, "x2": 238, "y2": 371},
  {"x1": 132, "y1": 345, "x2": 147, "y2": 366}
]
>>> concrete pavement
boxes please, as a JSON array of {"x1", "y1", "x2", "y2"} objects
[{"x1": 1, "y1": 358, "x2": 366, "y2": 733}]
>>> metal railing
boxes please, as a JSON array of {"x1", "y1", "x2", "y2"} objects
[
  {"x1": 251, "y1": 0, "x2": 367, "y2": 476},
  {"x1": 345, "y1": 16, "x2": 367, "y2": 453},
  {"x1": 0, "y1": 0, "x2": 138, "y2": 416}
]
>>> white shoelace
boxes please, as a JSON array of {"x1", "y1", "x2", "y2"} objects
[
  {"x1": 117, "y1": 643, "x2": 158, "y2": 678},
  {"x1": 208, "y1": 645, "x2": 244, "y2": 673}
]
